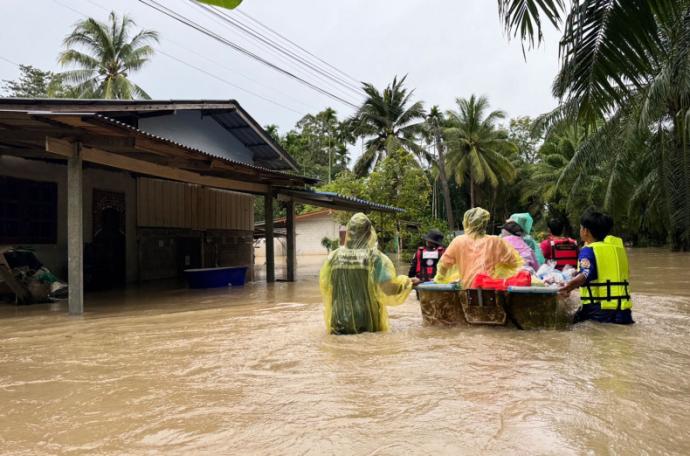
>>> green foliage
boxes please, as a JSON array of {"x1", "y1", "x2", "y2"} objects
[
  {"x1": 321, "y1": 236, "x2": 340, "y2": 252},
  {"x1": 347, "y1": 75, "x2": 427, "y2": 176},
  {"x1": 498, "y1": 0, "x2": 690, "y2": 250},
  {"x1": 58, "y1": 11, "x2": 159, "y2": 99},
  {"x1": 444, "y1": 94, "x2": 517, "y2": 208},
  {"x1": 270, "y1": 108, "x2": 350, "y2": 181},
  {"x1": 1, "y1": 65, "x2": 71, "y2": 98},
  {"x1": 196, "y1": 0, "x2": 243, "y2": 9}
]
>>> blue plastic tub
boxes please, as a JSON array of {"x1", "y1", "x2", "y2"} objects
[{"x1": 184, "y1": 266, "x2": 248, "y2": 288}]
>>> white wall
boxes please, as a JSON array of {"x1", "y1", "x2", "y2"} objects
[
  {"x1": 139, "y1": 111, "x2": 253, "y2": 164},
  {"x1": 0, "y1": 155, "x2": 138, "y2": 282},
  {"x1": 254, "y1": 213, "x2": 341, "y2": 257}
]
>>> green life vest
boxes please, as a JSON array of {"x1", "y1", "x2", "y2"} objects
[{"x1": 580, "y1": 236, "x2": 632, "y2": 310}]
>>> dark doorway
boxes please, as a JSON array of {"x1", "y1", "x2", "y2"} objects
[
  {"x1": 88, "y1": 190, "x2": 126, "y2": 290},
  {"x1": 176, "y1": 237, "x2": 202, "y2": 277}
]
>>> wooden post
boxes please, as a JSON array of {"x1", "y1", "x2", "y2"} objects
[
  {"x1": 285, "y1": 200, "x2": 296, "y2": 282},
  {"x1": 67, "y1": 142, "x2": 84, "y2": 315},
  {"x1": 264, "y1": 191, "x2": 275, "y2": 283}
]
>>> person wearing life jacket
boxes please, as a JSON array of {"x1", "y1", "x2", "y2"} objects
[
  {"x1": 540, "y1": 218, "x2": 579, "y2": 270},
  {"x1": 408, "y1": 229, "x2": 446, "y2": 283},
  {"x1": 559, "y1": 208, "x2": 634, "y2": 324},
  {"x1": 319, "y1": 213, "x2": 413, "y2": 335}
]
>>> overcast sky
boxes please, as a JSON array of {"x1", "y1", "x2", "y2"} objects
[{"x1": 0, "y1": 0, "x2": 561, "y2": 136}]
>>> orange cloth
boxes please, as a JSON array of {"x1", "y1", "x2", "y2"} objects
[{"x1": 437, "y1": 234, "x2": 523, "y2": 289}]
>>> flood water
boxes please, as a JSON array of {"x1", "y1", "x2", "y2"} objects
[{"x1": 1, "y1": 249, "x2": 689, "y2": 455}]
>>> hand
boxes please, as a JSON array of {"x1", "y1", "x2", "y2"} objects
[
  {"x1": 411, "y1": 277, "x2": 422, "y2": 287},
  {"x1": 558, "y1": 284, "x2": 571, "y2": 298}
]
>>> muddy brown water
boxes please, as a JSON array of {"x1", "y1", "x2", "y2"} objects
[{"x1": 1, "y1": 249, "x2": 689, "y2": 455}]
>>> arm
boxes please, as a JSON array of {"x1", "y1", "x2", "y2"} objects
[
  {"x1": 559, "y1": 272, "x2": 586, "y2": 296},
  {"x1": 559, "y1": 246, "x2": 596, "y2": 296}
]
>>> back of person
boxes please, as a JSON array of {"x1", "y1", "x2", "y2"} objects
[
  {"x1": 329, "y1": 248, "x2": 378, "y2": 334},
  {"x1": 320, "y1": 212, "x2": 413, "y2": 335},
  {"x1": 540, "y1": 218, "x2": 578, "y2": 270},
  {"x1": 503, "y1": 235, "x2": 538, "y2": 271},
  {"x1": 543, "y1": 236, "x2": 578, "y2": 270},
  {"x1": 444, "y1": 234, "x2": 520, "y2": 289}
]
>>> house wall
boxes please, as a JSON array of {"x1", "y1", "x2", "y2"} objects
[
  {"x1": 255, "y1": 213, "x2": 341, "y2": 257},
  {"x1": 0, "y1": 155, "x2": 138, "y2": 282},
  {"x1": 136, "y1": 178, "x2": 255, "y2": 282},
  {"x1": 0, "y1": 157, "x2": 255, "y2": 285},
  {"x1": 139, "y1": 111, "x2": 253, "y2": 164}
]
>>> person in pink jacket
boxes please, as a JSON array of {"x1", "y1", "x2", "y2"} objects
[{"x1": 500, "y1": 221, "x2": 538, "y2": 271}]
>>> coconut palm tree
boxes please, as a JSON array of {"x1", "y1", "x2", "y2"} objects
[
  {"x1": 347, "y1": 75, "x2": 426, "y2": 176},
  {"x1": 58, "y1": 11, "x2": 159, "y2": 99},
  {"x1": 426, "y1": 106, "x2": 455, "y2": 229},
  {"x1": 498, "y1": 1, "x2": 690, "y2": 249},
  {"x1": 444, "y1": 95, "x2": 517, "y2": 208}
]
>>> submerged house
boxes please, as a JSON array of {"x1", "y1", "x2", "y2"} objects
[{"x1": 0, "y1": 99, "x2": 400, "y2": 314}]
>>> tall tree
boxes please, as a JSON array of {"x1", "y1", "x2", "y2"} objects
[
  {"x1": 444, "y1": 95, "x2": 516, "y2": 208},
  {"x1": 426, "y1": 106, "x2": 455, "y2": 229},
  {"x1": 58, "y1": 11, "x2": 159, "y2": 99},
  {"x1": 498, "y1": 0, "x2": 690, "y2": 249},
  {"x1": 278, "y1": 108, "x2": 350, "y2": 180},
  {"x1": 1, "y1": 65, "x2": 65, "y2": 98},
  {"x1": 348, "y1": 75, "x2": 426, "y2": 176}
]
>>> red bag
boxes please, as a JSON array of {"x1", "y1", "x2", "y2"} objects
[{"x1": 471, "y1": 270, "x2": 531, "y2": 290}]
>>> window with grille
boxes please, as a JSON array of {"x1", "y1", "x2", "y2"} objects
[{"x1": 0, "y1": 176, "x2": 58, "y2": 244}]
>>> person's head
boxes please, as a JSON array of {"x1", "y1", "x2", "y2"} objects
[
  {"x1": 547, "y1": 218, "x2": 565, "y2": 236},
  {"x1": 508, "y1": 213, "x2": 534, "y2": 236},
  {"x1": 423, "y1": 229, "x2": 444, "y2": 248},
  {"x1": 579, "y1": 208, "x2": 613, "y2": 243},
  {"x1": 501, "y1": 221, "x2": 524, "y2": 237},
  {"x1": 345, "y1": 213, "x2": 377, "y2": 249},
  {"x1": 462, "y1": 207, "x2": 490, "y2": 238}
]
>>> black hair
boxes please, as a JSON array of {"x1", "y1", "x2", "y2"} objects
[
  {"x1": 580, "y1": 208, "x2": 613, "y2": 241},
  {"x1": 547, "y1": 218, "x2": 565, "y2": 236}
]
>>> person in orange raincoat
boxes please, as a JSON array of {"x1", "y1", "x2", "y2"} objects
[{"x1": 434, "y1": 207, "x2": 523, "y2": 288}]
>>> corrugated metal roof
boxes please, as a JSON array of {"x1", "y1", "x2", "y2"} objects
[
  {"x1": 83, "y1": 113, "x2": 315, "y2": 183},
  {"x1": 277, "y1": 188, "x2": 403, "y2": 213},
  {"x1": 0, "y1": 98, "x2": 299, "y2": 171}
]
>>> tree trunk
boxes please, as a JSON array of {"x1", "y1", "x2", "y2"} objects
[
  {"x1": 469, "y1": 175, "x2": 476, "y2": 209},
  {"x1": 435, "y1": 134, "x2": 455, "y2": 230},
  {"x1": 667, "y1": 119, "x2": 690, "y2": 251}
]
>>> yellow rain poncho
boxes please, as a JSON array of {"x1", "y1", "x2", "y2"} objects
[
  {"x1": 435, "y1": 207, "x2": 523, "y2": 288},
  {"x1": 319, "y1": 213, "x2": 413, "y2": 335}
]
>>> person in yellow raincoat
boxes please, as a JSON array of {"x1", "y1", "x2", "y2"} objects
[
  {"x1": 319, "y1": 213, "x2": 413, "y2": 335},
  {"x1": 435, "y1": 207, "x2": 523, "y2": 288}
]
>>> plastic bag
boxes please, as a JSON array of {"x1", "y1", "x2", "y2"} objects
[{"x1": 471, "y1": 270, "x2": 531, "y2": 290}]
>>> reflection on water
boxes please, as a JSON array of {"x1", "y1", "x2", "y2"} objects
[{"x1": 1, "y1": 250, "x2": 689, "y2": 455}]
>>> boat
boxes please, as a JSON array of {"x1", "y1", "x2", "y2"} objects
[{"x1": 416, "y1": 282, "x2": 573, "y2": 330}]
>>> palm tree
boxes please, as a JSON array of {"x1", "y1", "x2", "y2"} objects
[
  {"x1": 426, "y1": 106, "x2": 455, "y2": 229},
  {"x1": 444, "y1": 95, "x2": 516, "y2": 208},
  {"x1": 498, "y1": 1, "x2": 690, "y2": 250},
  {"x1": 58, "y1": 11, "x2": 159, "y2": 99},
  {"x1": 348, "y1": 75, "x2": 426, "y2": 176}
]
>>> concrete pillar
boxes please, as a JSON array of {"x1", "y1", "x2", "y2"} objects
[
  {"x1": 264, "y1": 191, "x2": 275, "y2": 283},
  {"x1": 67, "y1": 143, "x2": 84, "y2": 315},
  {"x1": 285, "y1": 200, "x2": 296, "y2": 282}
]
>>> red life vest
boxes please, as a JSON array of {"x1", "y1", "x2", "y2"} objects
[
  {"x1": 415, "y1": 246, "x2": 445, "y2": 280},
  {"x1": 549, "y1": 237, "x2": 578, "y2": 269}
]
